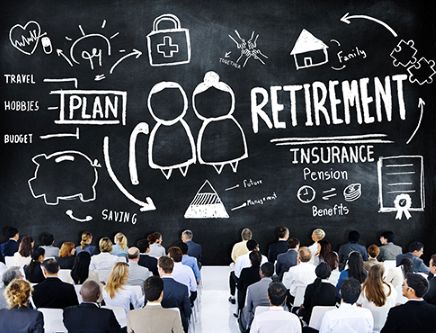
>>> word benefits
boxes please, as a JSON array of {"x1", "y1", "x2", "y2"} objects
[
  {"x1": 251, "y1": 74, "x2": 407, "y2": 132},
  {"x1": 101, "y1": 209, "x2": 137, "y2": 225},
  {"x1": 290, "y1": 145, "x2": 375, "y2": 164},
  {"x1": 312, "y1": 203, "x2": 349, "y2": 217}
]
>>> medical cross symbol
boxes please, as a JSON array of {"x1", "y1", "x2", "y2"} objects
[{"x1": 157, "y1": 36, "x2": 179, "y2": 58}]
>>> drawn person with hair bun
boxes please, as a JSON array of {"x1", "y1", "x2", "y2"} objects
[{"x1": 192, "y1": 71, "x2": 248, "y2": 174}]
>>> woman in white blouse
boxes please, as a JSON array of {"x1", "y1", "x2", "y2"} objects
[
  {"x1": 102, "y1": 262, "x2": 143, "y2": 313},
  {"x1": 147, "y1": 232, "x2": 166, "y2": 258},
  {"x1": 89, "y1": 237, "x2": 125, "y2": 283},
  {"x1": 12, "y1": 236, "x2": 33, "y2": 268},
  {"x1": 357, "y1": 264, "x2": 397, "y2": 332}
]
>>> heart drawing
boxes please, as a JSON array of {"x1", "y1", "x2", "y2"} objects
[{"x1": 9, "y1": 21, "x2": 42, "y2": 55}]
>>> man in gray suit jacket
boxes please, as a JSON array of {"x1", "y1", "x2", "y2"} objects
[
  {"x1": 275, "y1": 237, "x2": 299, "y2": 280},
  {"x1": 127, "y1": 247, "x2": 152, "y2": 291},
  {"x1": 378, "y1": 231, "x2": 402, "y2": 261},
  {"x1": 241, "y1": 262, "x2": 274, "y2": 330},
  {"x1": 127, "y1": 276, "x2": 184, "y2": 333}
]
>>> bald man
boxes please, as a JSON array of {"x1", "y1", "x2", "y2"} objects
[
  {"x1": 63, "y1": 280, "x2": 122, "y2": 333},
  {"x1": 282, "y1": 247, "x2": 317, "y2": 297}
]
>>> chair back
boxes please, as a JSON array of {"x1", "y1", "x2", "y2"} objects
[
  {"x1": 292, "y1": 285, "x2": 306, "y2": 308},
  {"x1": 38, "y1": 308, "x2": 67, "y2": 333},
  {"x1": 102, "y1": 305, "x2": 127, "y2": 328},
  {"x1": 308, "y1": 305, "x2": 337, "y2": 330},
  {"x1": 383, "y1": 260, "x2": 396, "y2": 270},
  {"x1": 57, "y1": 269, "x2": 74, "y2": 284},
  {"x1": 74, "y1": 285, "x2": 83, "y2": 303},
  {"x1": 4, "y1": 256, "x2": 15, "y2": 268}
]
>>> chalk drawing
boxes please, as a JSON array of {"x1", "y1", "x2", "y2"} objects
[
  {"x1": 28, "y1": 151, "x2": 99, "y2": 205},
  {"x1": 290, "y1": 29, "x2": 328, "y2": 70},
  {"x1": 66, "y1": 210, "x2": 93, "y2": 222},
  {"x1": 41, "y1": 36, "x2": 53, "y2": 54},
  {"x1": 40, "y1": 128, "x2": 80, "y2": 140},
  {"x1": 406, "y1": 98, "x2": 425, "y2": 144},
  {"x1": 9, "y1": 21, "x2": 43, "y2": 55},
  {"x1": 390, "y1": 40, "x2": 417, "y2": 68},
  {"x1": 103, "y1": 137, "x2": 156, "y2": 212},
  {"x1": 343, "y1": 183, "x2": 361, "y2": 202},
  {"x1": 340, "y1": 12, "x2": 398, "y2": 37},
  {"x1": 184, "y1": 180, "x2": 229, "y2": 218},
  {"x1": 147, "y1": 14, "x2": 191, "y2": 66},
  {"x1": 322, "y1": 188, "x2": 337, "y2": 201},
  {"x1": 297, "y1": 185, "x2": 316, "y2": 204},
  {"x1": 192, "y1": 71, "x2": 248, "y2": 174},
  {"x1": 228, "y1": 30, "x2": 268, "y2": 67}
]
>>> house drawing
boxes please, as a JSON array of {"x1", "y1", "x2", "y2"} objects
[{"x1": 290, "y1": 29, "x2": 329, "y2": 70}]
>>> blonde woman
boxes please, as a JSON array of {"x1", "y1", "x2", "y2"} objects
[
  {"x1": 0, "y1": 279, "x2": 44, "y2": 332},
  {"x1": 308, "y1": 228, "x2": 326, "y2": 265},
  {"x1": 103, "y1": 262, "x2": 143, "y2": 313},
  {"x1": 75, "y1": 231, "x2": 96, "y2": 255},
  {"x1": 111, "y1": 232, "x2": 128, "y2": 259},
  {"x1": 57, "y1": 242, "x2": 76, "y2": 269},
  {"x1": 89, "y1": 237, "x2": 125, "y2": 283}
]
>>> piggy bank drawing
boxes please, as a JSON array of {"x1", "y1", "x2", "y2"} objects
[{"x1": 28, "y1": 150, "x2": 99, "y2": 205}]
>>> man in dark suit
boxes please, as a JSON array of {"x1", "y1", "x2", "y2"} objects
[
  {"x1": 381, "y1": 273, "x2": 436, "y2": 333},
  {"x1": 275, "y1": 237, "x2": 299, "y2": 280},
  {"x1": 267, "y1": 226, "x2": 289, "y2": 263},
  {"x1": 181, "y1": 229, "x2": 202, "y2": 265},
  {"x1": 64, "y1": 280, "x2": 122, "y2": 333},
  {"x1": 0, "y1": 227, "x2": 19, "y2": 257},
  {"x1": 338, "y1": 230, "x2": 368, "y2": 270},
  {"x1": 396, "y1": 241, "x2": 430, "y2": 274},
  {"x1": 158, "y1": 256, "x2": 192, "y2": 333},
  {"x1": 424, "y1": 254, "x2": 436, "y2": 305},
  {"x1": 137, "y1": 238, "x2": 159, "y2": 276},
  {"x1": 33, "y1": 258, "x2": 79, "y2": 309}
]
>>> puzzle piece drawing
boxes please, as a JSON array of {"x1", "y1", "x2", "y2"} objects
[
  {"x1": 390, "y1": 39, "x2": 417, "y2": 67},
  {"x1": 407, "y1": 57, "x2": 436, "y2": 85}
]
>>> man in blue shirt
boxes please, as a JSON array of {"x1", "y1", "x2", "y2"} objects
[{"x1": 396, "y1": 241, "x2": 429, "y2": 274}]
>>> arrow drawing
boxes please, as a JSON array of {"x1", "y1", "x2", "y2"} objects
[
  {"x1": 66, "y1": 209, "x2": 93, "y2": 222},
  {"x1": 406, "y1": 98, "x2": 425, "y2": 145},
  {"x1": 225, "y1": 51, "x2": 232, "y2": 58},
  {"x1": 340, "y1": 13, "x2": 398, "y2": 37},
  {"x1": 109, "y1": 49, "x2": 142, "y2": 74},
  {"x1": 56, "y1": 49, "x2": 73, "y2": 67},
  {"x1": 103, "y1": 136, "x2": 156, "y2": 212}
]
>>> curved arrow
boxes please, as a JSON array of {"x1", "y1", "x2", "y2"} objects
[
  {"x1": 110, "y1": 49, "x2": 142, "y2": 74},
  {"x1": 340, "y1": 13, "x2": 398, "y2": 37},
  {"x1": 406, "y1": 98, "x2": 425, "y2": 144},
  {"x1": 66, "y1": 210, "x2": 93, "y2": 222},
  {"x1": 103, "y1": 136, "x2": 156, "y2": 212}
]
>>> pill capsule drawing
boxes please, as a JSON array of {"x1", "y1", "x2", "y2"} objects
[{"x1": 41, "y1": 36, "x2": 52, "y2": 54}]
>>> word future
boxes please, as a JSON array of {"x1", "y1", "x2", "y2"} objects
[{"x1": 251, "y1": 74, "x2": 407, "y2": 132}]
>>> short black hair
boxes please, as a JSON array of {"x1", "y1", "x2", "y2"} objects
[
  {"x1": 42, "y1": 258, "x2": 59, "y2": 274},
  {"x1": 380, "y1": 231, "x2": 395, "y2": 243},
  {"x1": 268, "y1": 282, "x2": 287, "y2": 306},
  {"x1": 176, "y1": 241, "x2": 189, "y2": 255},
  {"x1": 136, "y1": 239, "x2": 150, "y2": 253},
  {"x1": 315, "y1": 262, "x2": 331, "y2": 279},
  {"x1": 6, "y1": 227, "x2": 18, "y2": 239},
  {"x1": 249, "y1": 251, "x2": 262, "y2": 267},
  {"x1": 287, "y1": 237, "x2": 300, "y2": 249},
  {"x1": 340, "y1": 278, "x2": 361, "y2": 304},
  {"x1": 260, "y1": 262, "x2": 274, "y2": 277},
  {"x1": 144, "y1": 276, "x2": 164, "y2": 302},
  {"x1": 348, "y1": 230, "x2": 360, "y2": 243},
  {"x1": 246, "y1": 239, "x2": 258, "y2": 251},
  {"x1": 31, "y1": 247, "x2": 45, "y2": 261},
  {"x1": 39, "y1": 232, "x2": 54, "y2": 246},
  {"x1": 408, "y1": 241, "x2": 424, "y2": 253},
  {"x1": 406, "y1": 273, "x2": 429, "y2": 297}
]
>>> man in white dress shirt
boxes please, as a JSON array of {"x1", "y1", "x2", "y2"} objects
[
  {"x1": 282, "y1": 247, "x2": 316, "y2": 297},
  {"x1": 235, "y1": 240, "x2": 268, "y2": 279},
  {"x1": 168, "y1": 246, "x2": 197, "y2": 302},
  {"x1": 320, "y1": 278, "x2": 373, "y2": 333},
  {"x1": 250, "y1": 281, "x2": 302, "y2": 333}
]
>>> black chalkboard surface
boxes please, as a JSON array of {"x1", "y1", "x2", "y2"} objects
[{"x1": 1, "y1": 0, "x2": 435, "y2": 264}]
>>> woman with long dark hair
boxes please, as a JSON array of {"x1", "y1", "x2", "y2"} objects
[
  {"x1": 13, "y1": 236, "x2": 33, "y2": 267},
  {"x1": 336, "y1": 251, "x2": 367, "y2": 289},
  {"x1": 237, "y1": 251, "x2": 262, "y2": 314},
  {"x1": 23, "y1": 247, "x2": 45, "y2": 283},
  {"x1": 71, "y1": 251, "x2": 92, "y2": 284},
  {"x1": 299, "y1": 262, "x2": 338, "y2": 324}
]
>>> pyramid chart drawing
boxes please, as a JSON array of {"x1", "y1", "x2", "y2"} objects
[{"x1": 184, "y1": 180, "x2": 229, "y2": 219}]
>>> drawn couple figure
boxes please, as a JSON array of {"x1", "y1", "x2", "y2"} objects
[{"x1": 129, "y1": 71, "x2": 248, "y2": 182}]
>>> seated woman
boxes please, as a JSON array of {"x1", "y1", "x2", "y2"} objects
[
  {"x1": 336, "y1": 251, "x2": 367, "y2": 290},
  {"x1": 13, "y1": 235, "x2": 33, "y2": 268},
  {"x1": 71, "y1": 251, "x2": 99, "y2": 284},
  {"x1": 308, "y1": 229, "x2": 326, "y2": 265},
  {"x1": 89, "y1": 237, "x2": 125, "y2": 283},
  {"x1": 0, "y1": 279, "x2": 44, "y2": 333},
  {"x1": 324, "y1": 252, "x2": 340, "y2": 286},
  {"x1": 24, "y1": 247, "x2": 45, "y2": 283},
  {"x1": 299, "y1": 262, "x2": 338, "y2": 324},
  {"x1": 237, "y1": 251, "x2": 262, "y2": 314},
  {"x1": 75, "y1": 231, "x2": 96, "y2": 255},
  {"x1": 147, "y1": 232, "x2": 166, "y2": 259},
  {"x1": 102, "y1": 262, "x2": 143, "y2": 313},
  {"x1": 56, "y1": 242, "x2": 76, "y2": 269},
  {"x1": 111, "y1": 232, "x2": 128, "y2": 259},
  {"x1": 357, "y1": 264, "x2": 397, "y2": 331}
]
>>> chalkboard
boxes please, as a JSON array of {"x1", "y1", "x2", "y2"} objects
[{"x1": 1, "y1": 0, "x2": 435, "y2": 264}]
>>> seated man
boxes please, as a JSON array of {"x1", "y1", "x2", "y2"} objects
[
  {"x1": 0, "y1": 227, "x2": 19, "y2": 257},
  {"x1": 250, "y1": 282, "x2": 302, "y2": 333},
  {"x1": 178, "y1": 242, "x2": 201, "y2": 283},
  {"x1": 381, "y1": 273, "x2": 436, "y2": 333},
  {"x1": 127, "y1": 247, "x2": 152, "y2": 290},
  {"x1": 137, "y1": 238, "x2": 158, "y2": 276},
  {"x1": 267, "y1": 226, "x2": 289, "y2": 263},
  {"x1": 276, "y1": 237, "x2": 300, "y2": 280},
  {"x1": 396, "y1": 241, "x2": 430, "y2": 274},
  {"x1": 128, "y1": 276, "x2": 184, "y2": 333},
  {"x1": 319, "y1": 278, "x2": 373, "y2": 333},
  {"x1": 158, "y1": 256, "x2": 191, "y2": 333},
  {"x1": 181, "y1": 229, "x2": 202, "y2": 265},
  {"x1": 338, "y1": 231, "x2": 368, "y2": 270},
  {"x1": 33, "y1": 258, "x2": 79, "y2": 308},
  {"x1": 424, "y1": 254, "x2": 436, "y2": 305},
  {"x1": 242, "y1": 262, "x2": 274, "y2": 330},
  {"x1": 168, "y1": 246, "x2": 197, "y2": 302},
  {"x1": 283, "y1": 247, "x2": 316, "y2": 298},
  {"x1": 378, "y1": 231, "x2": 402, "y2": 261},
  {"x1": 63, "y1": 280, "x2": 122, "y2": 333}
]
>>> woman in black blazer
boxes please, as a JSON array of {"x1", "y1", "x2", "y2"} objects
[
  {"x1": 24, "y1": 247, "x2": 45, "y2": 283},
  {"x1": 299, "y1": 262, "x2": 338, "y2": 324},
  {"x1": 237, "y1": 251, "x2": 262, "y2": 312}
]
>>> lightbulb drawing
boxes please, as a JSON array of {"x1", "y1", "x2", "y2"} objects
[{"x1": 57, "y1": 20, "x2": 142, "y2": 81}]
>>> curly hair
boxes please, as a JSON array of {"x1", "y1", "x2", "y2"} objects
[{"x1": 5, "y1": 279, "x2": 32, "y2": 308}]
